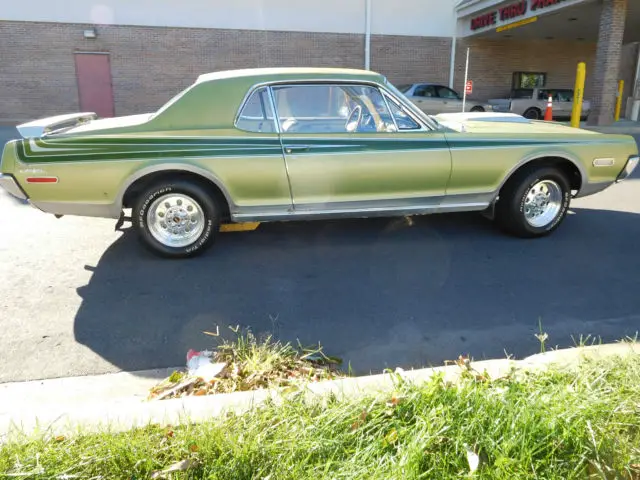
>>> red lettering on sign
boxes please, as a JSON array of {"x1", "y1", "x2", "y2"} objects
[
  {"x1": 499, "y1": 0, "x2": 528, "y2": 21},
  {"x1": 531, "y1": 0, "x2": 567, "y2": 11},
  {"x1": 470, "y1": 11, "x2": 498, "y2": 30}
]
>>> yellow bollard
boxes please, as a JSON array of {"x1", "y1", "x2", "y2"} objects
[
  {"x1": 570, "y1": 62, "x2": 586, "y2": 128},
  {"x1": 614, "y1": 80, "x2": 624, "y2": 122}
]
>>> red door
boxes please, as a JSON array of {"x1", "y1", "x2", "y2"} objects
[{"x1": 74, "y1": 53, "x2": 115, "y2": 117}]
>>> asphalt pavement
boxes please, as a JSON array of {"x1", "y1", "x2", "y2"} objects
[{"x1": 1, "y1": 126, "x2": 639, "y2": 383}]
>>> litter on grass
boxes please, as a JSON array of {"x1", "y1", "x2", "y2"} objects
[{"x1": 148, "y1": 328, "x2": 344, "y2": 400}]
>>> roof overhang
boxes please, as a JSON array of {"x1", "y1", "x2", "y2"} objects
[{"x1": 456, "y1": 0, "x2": 594, "y2": 38}]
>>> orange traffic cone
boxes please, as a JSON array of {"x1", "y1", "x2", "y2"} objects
[{"x1": 544, "y1": 95, "x2": 553, "y2": 121}]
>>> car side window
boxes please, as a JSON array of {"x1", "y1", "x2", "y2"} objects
[
  {"x1": 384, "y1": 94, "x2": 420, "y2": 130},
  {"x1": 413, "y1": 85, "x2": 437, "y2": 98},
  {"x1": 557, "y1": 90, "x2": 573, "y2": 102},
  {"x1": 538, "y1": 89, "x2": 555, "y2": 100},
  {"x1": 436, "y1": 86, "x2": 460, "y2": 99},
  {"x1": 272, "y1": 84, "x2": 396, "y2": 134},
  {"x1": 235, "y1": 87, "x2": 276, "y2": 133}
]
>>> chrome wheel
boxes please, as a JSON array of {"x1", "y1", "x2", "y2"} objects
[
  {"x1": 523, "y1": 180, "x2": 563, "y2": 228},
  {"x1": 147, "y1": 193, "x2": 205, "y2": 247}
]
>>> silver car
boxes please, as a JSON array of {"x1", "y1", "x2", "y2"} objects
[
  {"x1": 489, "y1": 88, "x2": 591, "y2": 121},
  {"x1": 397, "y1": 83, "x2": 492, "y2": 115}
]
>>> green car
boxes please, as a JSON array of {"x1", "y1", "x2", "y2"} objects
[{"x1": 0, "y1": 67, "x2": 638, "y2": 258}]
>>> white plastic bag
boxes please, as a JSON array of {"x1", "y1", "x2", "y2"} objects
[{"x1": 186, "y1": 349, "x2": 225, "y2": 381}]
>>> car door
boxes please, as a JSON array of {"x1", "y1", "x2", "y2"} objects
[
  {"x1": 272, "y1": 83, "x2": 452, "y2": 213},
  {"x1": 435, "y1": 85, "x2": 464, "y2": 113},
  {"x1": 407, "y1": 84, "x2": 444, "y2": 115}
]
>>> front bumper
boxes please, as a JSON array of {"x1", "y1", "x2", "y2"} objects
[
  {"x1": 617, "y1": 155, "x2": 639, "y2": 182},
  {"x1": 0, "y1": 173, "x2": 28, "y2": 200}
]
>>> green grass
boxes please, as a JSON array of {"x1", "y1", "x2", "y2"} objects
[{"x1": 2, "y1": 355, "x2": 640, "y2": 479}]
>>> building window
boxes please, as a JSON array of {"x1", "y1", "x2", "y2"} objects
[{"x1": 512, "y1": 72, "x2": 547, "y2": 89}]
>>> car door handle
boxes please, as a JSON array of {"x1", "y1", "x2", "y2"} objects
[{"x1": 284, "y1": 145, "x2": 310, "y2": 154}]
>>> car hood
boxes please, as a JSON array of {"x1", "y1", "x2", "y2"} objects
[{"x1": 434, "y1": 112, "x2": 598, "y2": 135}]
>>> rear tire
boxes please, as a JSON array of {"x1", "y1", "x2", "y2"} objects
[
  {"x1": 495, "y1": 166, "x2": 571, "y2": 238},
  {"x1": 523, "y1": 108, "x2": 542, "y2": 120},
  {"x1": 133, "y1": 179, "x2": 220, "y2": 258},
  {"x1": 470, "y1": 106, "x2": 485, "y2": 112}
]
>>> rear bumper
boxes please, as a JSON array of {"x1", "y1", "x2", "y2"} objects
[{"x1": 0, "y1": 174, "x2": 27, "y2": 200}]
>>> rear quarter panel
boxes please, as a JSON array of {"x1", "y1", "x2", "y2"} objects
[{"x1": 10, "y1": 130, "x2": 291, "y2": 215}]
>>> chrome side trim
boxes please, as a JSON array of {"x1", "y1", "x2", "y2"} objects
[
  {"x1": 0, "y1": 174, "x2": 28, "y2": 200},
  {"x1": 231, "y1": 199, "x2": 489, "y2": 222}
]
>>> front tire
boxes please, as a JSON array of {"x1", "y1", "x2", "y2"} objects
[
  {"x1": 470, "y1": 106, "x2": 485, "y2": 112},
  {"x1": 133, "y1": 180, "x2": 220, "y2": 258},
  {"x1": 495, "y1": 166, "x2": 571, "y2": 238},
  {"x1": 523, "y1": 108, "x2": 542, "y2": 120}
]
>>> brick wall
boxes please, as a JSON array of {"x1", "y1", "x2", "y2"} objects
[
  {"x1": 619, "y1": 42, "x2": 639, "y2": 116},
  {"x1": 0, "y1": 20, "x2": 453, "y2": 122},
  {"x1": 0, "y1": 19, "x2": 635, "y2": 123},
  {"x1": 453, "y1": 38, "x2": 598, "y2": 101},
  {"x1": 588, "y1": 0, "x2": 627, "y2": 125},
  {"x1": 0, "y1": 22, "x2": 365, "y2": 121},
  {"x1": 371, "y1": 35, "x2": 452, "y2": 85}
]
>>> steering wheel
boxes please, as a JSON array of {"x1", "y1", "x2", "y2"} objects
[{"x1": 345, "y1": 105, "x2": 362, "y2": 132}]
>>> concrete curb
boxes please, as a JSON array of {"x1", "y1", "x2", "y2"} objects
[{"x1": 1, "y1": 342, "x2": 638, "y2": 440}]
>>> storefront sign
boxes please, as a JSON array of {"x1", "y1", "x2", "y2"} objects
[
  {"x1": 531, "y1": 0, "x2": 568, "y2": 11},
  {"x1": 470, "y1": 11, "x2": 498, "y2": 31},
  {"x1": 470, "y1": 0, "x2": 569, "y2": 31},
  {"x1": 499, "y1": 0, "x2": 528, "y2": 22}
]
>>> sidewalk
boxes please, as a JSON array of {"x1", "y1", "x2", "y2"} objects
[{"x1": 2, "y1": 342, "x2": 638, "y2": 439}]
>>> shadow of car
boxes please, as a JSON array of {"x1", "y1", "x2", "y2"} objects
[{"x1": 73, "y1": 207, "x2": 640, "y2": 377}]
